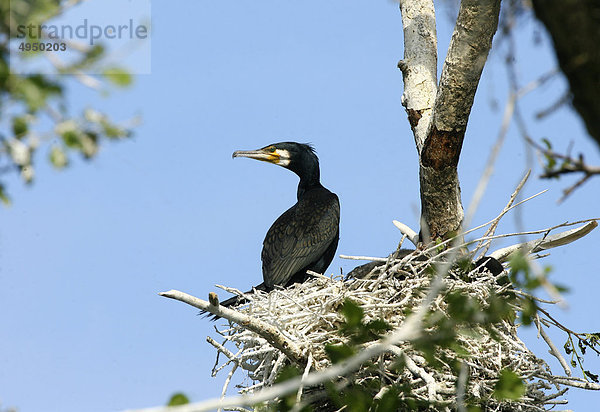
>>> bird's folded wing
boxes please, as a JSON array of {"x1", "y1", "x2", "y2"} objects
[{"x1": 262, "y1": 195, "x2": 339, "y2": 288}]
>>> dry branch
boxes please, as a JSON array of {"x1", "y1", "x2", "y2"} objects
[
  {"x1": 159, "y1": 290, "x2": 308, "y2": 367},
  {"x1": 489, "y1": 220, "x2": 598, "y2": 262}
]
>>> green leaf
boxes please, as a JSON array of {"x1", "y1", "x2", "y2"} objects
[
  {"x1": 519, "y1": 296, "x2": 537, "y2": 326},
  {"x1": 0, "y1": 184, "x2": 11, "y2": 206},
  {"x1": 375, "y1": 387, "x2": 400, "y2": 411},
  {"x1": 103, "y1": 67, "x2": 133, "y2": 87},
  {"x1": 275, "y1": 365, "x2": 301, "y2": 383},
  {"x1": 341, "y1": 386, "x2": 373, "y2": 412},
  {"x1": 325, "y1": 343, "x2": 354, "y2": 364},
  {"x1": 49, "y1": 145, "x2": 68, "y2": 169},
  {"x1": 167, "y1": 392, "x2": 189, "y2": 406},
  {"x1": 493, "y1": 368, "x2": 525, "y2": 400},
  {"x1": 541, "y1": 138, "x2": 552, "y2": 150},
  {"x1": 12, "y1": 116, "x2": 29, "y2": 138},
  {"x1": 365, "y1": 319, "x2": 391, "y2": 335},
  {"x1": 545, "y1": 154, "x2": 557, "y2": 170},
  {"x1": 61, "y1": 130, "x2": 82, "y2": 148},
  {"x1": 509, "y1": 251, "x2": 529, "y2": 274},
  {"x1": 341, "y1": 299, "x2": 364, "y2": 328}
]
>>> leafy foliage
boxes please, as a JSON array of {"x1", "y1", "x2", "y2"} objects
[
  {"x1": 166, "y1": 392, "x2": 190, "y2": 406},
  {"x1": 493, "y1": 368, "x2": 526, "y2": 400},
  {"x1": 0, "y1": 0, "x2": 135, "y2": 204},
  {"x1": 319, "y1": 289, "x2": 527, "y2": 411}
]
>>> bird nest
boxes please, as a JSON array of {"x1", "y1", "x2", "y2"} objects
[{"x1": 207, "y1": 248, "x2": 574, "y2": 411}]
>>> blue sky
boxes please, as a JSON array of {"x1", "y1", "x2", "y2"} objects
[{"x1": 1, "y1": 1, "x2": 599, "y2": 411}]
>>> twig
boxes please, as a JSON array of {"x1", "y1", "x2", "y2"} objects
[
  {"x1": 456, "y1": 362, "x2": 469, "y2": 412},
  {"x1": 464, "y1": 87, "x2": 517, "y2": 229},
  {"x1": 401, "y1": 350, "x2": 438, "y2": 401},
  {"x1": 476, "y1": 170, "x2": 531, "y2": 258},
  {"x1": 294, "y1": 352, "x2": 313, "y2": 408},
  {"x1": 535, "y1": 316, "x2": 571, "y2": 377},
  {"x1": 537, "y1": 307, "x2": 600, "y2": 357},
  {"x1": 524, "y1": 135, "x2": 600, "y2": 203},
  {"x1": 549, "y1": 376, "x2": 600, "y2": 391},
  {"x1": 218, "y1": 363, "x2": 238, "y2": 412},
  {"x1": 338, "y1": 255, "x2": 388, "y2": 262}
]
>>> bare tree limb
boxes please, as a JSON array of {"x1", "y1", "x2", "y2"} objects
[
  {"x1": 489, "y1": 220, "x2": 598, "y2": 262},
  {"x1": 159, "y1": 290, "x2": 308, "y2": 367}
]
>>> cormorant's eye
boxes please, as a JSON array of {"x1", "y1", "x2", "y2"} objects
[{"x1": 268, "y1": 146, "x2": 276, "y2": 153}]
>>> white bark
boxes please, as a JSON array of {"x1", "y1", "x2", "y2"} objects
[{"x1": 398, "y1": 0, "x2": 437, "y2": 153}]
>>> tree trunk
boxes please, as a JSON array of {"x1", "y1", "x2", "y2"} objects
[{"x1": 399, "y1": 0, "x2": 501, "y2": 242}]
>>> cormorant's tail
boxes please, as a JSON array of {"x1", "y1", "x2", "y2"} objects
[{"x1": 200, "y1": 283, "x2": 267, "y2": 321}]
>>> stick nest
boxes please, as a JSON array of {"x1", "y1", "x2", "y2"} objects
[{"x1": 209, "y1": 251, "x2": 570, "y2": 411}]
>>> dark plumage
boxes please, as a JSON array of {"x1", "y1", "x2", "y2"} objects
[{"x1": 207, "y1": 142, "x2": 340, "y2": 317}]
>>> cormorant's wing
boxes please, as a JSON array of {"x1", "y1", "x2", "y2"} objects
[{"x1": 261, "y1": 189, "x2": 340, "y2": 289}]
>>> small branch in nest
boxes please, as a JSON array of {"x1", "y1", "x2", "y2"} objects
[
  {"x1": 400, "y1": 349, "x2": 439, "y2": 401},
  {"x1": 219, "y1": 363, "x2": 238, "y2": 409},
  {"x1": 339, "y1": 255, "x2": 388, "y2": 262},
  {"x1": 206, "y1": 337, "x2": 256, "y2": 374},
  {"x1": 159, "y1": 290, "x2": 308, "y2": 367},
  {"x1": 294, "y1": 352, "x2": 313, "y2": 408}
]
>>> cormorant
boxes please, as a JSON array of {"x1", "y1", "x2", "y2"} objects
[{"x1": 208, "y1": 142, "x2": 340, "y2": 315}]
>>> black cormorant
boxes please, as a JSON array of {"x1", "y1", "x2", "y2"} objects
[{"x1": 209, "y1": 142, "x2": 340, "y2": 314}]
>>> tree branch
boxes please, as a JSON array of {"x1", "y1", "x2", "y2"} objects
[
  {"x1": 398, "y1": 0, "x2": 438, "y2": 153},
  {"x1": 159, "y1": 290, "x2": 308, "y2": 367},
  {"x1": 489, "y1": 220, "x2": 598, "y2": 262}
]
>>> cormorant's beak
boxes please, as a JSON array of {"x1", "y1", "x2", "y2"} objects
[{"x1": 232, "y1": 148, "x2": 280, "y2": 164}]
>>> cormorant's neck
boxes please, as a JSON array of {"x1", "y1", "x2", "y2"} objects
[
  {"x1": 294, "y1": 166, "x2": 321, "y2": 200},
  {"x1": 288, "y1": 150, "x2": 321, "y2": 200},
  {"x1": 297, "y1": 176, "x2": 323, "y2": 199}
]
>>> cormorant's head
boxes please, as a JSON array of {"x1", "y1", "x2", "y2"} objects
[{"x1": 232, "y1": 142, "x2": 319, "y2": 180}]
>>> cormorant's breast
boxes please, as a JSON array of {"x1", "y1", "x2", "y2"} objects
[{"x1": 261, "y1": 186, "x2": 340, "y2": 289}]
